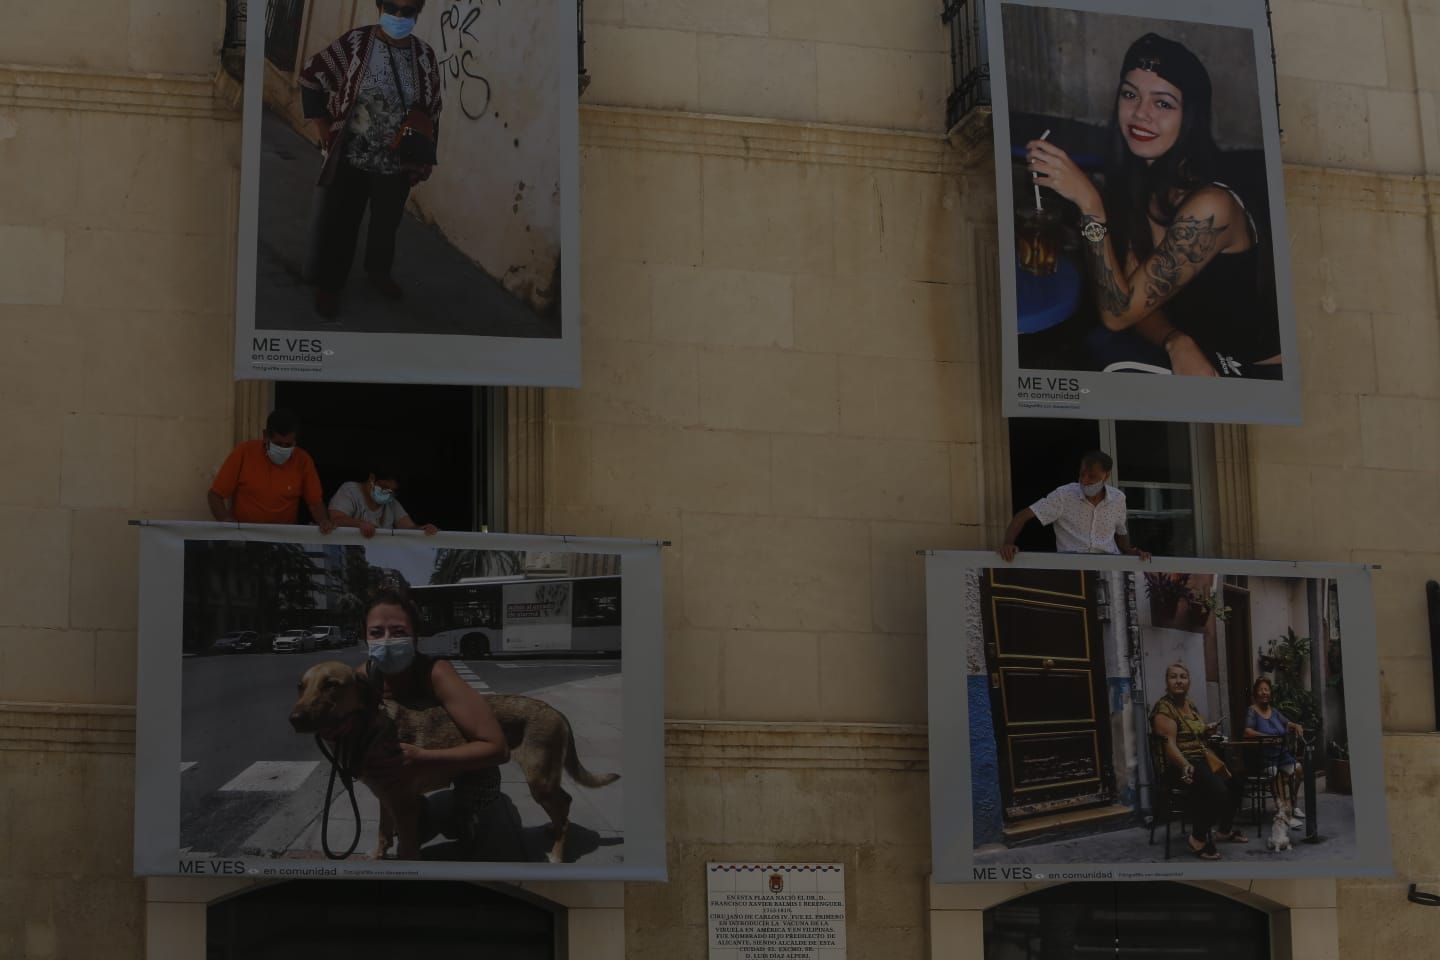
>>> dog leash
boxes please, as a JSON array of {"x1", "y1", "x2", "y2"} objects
[{"x1": 314, "y1": 733, "x2": 364, "y2": 860}]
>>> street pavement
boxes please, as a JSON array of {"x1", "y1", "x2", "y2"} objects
[
  {"x1": 180, "y1": 650, "x2": 623, "y2": 865},
  {"x1": 973, "y1": 791, "x2": 1358, "y2": 866},
  {"x1": 255, "y1": 108, "x2": 559, "y2": 338}
]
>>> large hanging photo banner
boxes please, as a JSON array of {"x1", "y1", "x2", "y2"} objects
[
  {"x1": 987, "y1": 0, "x2": 1300, "y2": 423},
  {"x1": 134, "y1": 523, "x2": 664, "y2": 881},
  {"x1": 927, "y1": 552, "x2": 1389, "y2": 881},
  {"x1": 234, "y1": 0, "x2": 579, "y2": 385}
]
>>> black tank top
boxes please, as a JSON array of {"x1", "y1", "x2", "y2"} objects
[{"x1": 1163, "y1": 185, "x2": 1283, "y2": 379}]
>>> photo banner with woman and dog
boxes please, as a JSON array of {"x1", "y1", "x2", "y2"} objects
[
  {"x1": 133, "y1": 522, "x2": 665, "y2": 881},
  {"x1": 925, "y1": 552, "x2": 1390, "y2": 881},
  {"x1": 232, "y1": 0, "x2": 580, "y2": 386},
  {"x1": 987, "y1": 0, "x2": 1301, "y2": 424}
]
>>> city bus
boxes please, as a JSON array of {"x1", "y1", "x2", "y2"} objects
[{"x1": 409, "y1": 575, "x2": 622, "y2": 659}]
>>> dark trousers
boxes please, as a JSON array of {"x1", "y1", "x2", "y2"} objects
[
  {"x1": 313, "y1": 159, "x2": 412, "y2": 291},
  {"x1": 1177, "y1": 762, "x2": 1244, "y2": 841}
]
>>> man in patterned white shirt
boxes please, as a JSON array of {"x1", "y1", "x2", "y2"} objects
[{"x1": 997, "y1": 450, "x2": 1150, "y2": 561}]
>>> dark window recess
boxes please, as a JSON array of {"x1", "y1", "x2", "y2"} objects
[
  {"x1": 984, "y1": 882, "x2": 1270, "y2": 960},
  {"x1": 206, "y1": 879, "x2": 555, "y2": 959},
  {"x1": 264, "y1": 0, "x2": 306, "y2": 73},
  {"x1": 573, "y1": 578, "x2": 622, "y2": 628},
  {"x1": 1112, "y1": 420, "x2": 1197, "y2": 558},
  {"x1": 273, "y1": 382, "x2": 482, "y2": 533},
  {"x1": 1008, "y1": 417, "x2": 1102, "y2": 554}
]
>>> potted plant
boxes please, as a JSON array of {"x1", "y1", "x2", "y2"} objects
[{"x1": 1144, "y1": 573, "x2": 1232, "y2": 630}]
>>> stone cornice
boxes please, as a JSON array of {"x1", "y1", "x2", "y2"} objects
[
  {"x1": 0, "y1": 701, "x2": 136, "y2": 755},
  {"x1": 580, "y1": 103, "x2": 966, "y2": 176},
  {"x1": 665, "y1": 720, "x2": 929, "y2": 771},
  {"x1": 0, "y1": 63, "x2": 239, "y2": 121}
]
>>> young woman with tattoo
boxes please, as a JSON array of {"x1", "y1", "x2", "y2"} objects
[{"x1": 1024, "y1": 33, "x2": 1282, "y2": 380}]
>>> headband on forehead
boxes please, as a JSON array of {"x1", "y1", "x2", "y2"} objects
[{"x1": 1121, "y1": 32, "x2": 1211, "y2": 102}]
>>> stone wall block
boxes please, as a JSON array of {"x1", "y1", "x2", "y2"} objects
[
  {"x1": 0, "y1": 507, "x2": 71, "y2": 629},
  {"x1": 0, "y1": 308, "x2": 85, "y2": 415},
  {"x1": 0, "y1": 225, "x2": 66, "y2": 307},
  {"x1": 719, "y1": 767, "x2": 876, "y2": 844},
  {"x1": 1273, "y1": 2, "x2": 1390, "y2": 88},
  {"x1": 652, "y1": 265, "x2": 795, "y2": 349},
  {"x1": 1360, "y1": 396, "x2": 1440, "y2": 471},
  {"x1": 0, "y1": 628, "x2": 95, "y2": 701},
  {"x1": 681, "y1": 513, "x2": 871, "y2": 631},
  {"x1": 815, "y1": 44, "x2": 946, "y2": 132},
  {"x1": 0, "y1": 405, "x2": 64, "y2": 508},
  {"x1": 60, "y1": 413, "x2": 137, "y2": 510},
  {"x1": 832, "y1": 167, "x2": 966, "y2": 283},
  {"x1": 583, "y1": 25, "x2": 701, "y2": 113},
  {"x1": 581, "y1": 146, "x2": 703, "y2": 265},
  {"x1": 1379, "y1": 657, "x2": 1438, "y2": 731},
  {"x1": 94, "y1": 629, "x2": 138, "y2": 706},
  {"x1": 697, "y1": 36, "x2": 818, "y2": 123},
  {"x1": 589, "y1": 424, "x2": 772, "y2": 515},
  {"x1": 1250, "y1": 392, "x2": 1362, "y2": 469},
  {"x1": 560, "y1": 338, "x2": 702, "y2": 427},
  {"x1": 817, "y1": 631, "x2": 928, "y2": 724},
  {"x1": 701, "y1": 157, "x2": 834, "y2": 275},
  {"x1": 697, "y1": 346, "x2": 838, "y2": 434},
  {"x1": 68, "y1": 508, "x2": 139, "y2": 631},
  {"x1": 792, "y1": 273, "x2": 973, "y2": 362},
  {"x1": 1366, "y1": 89, "x2": 1426, "y2": 175},
  {"x1": 665, "y1": 628, "x2": 724, "y2": 719},
  {"x1": 623, "y1": 0, "x2": 769, "y2": 36},
  {"x1": 63, "y1": 228, "x2": 227, "y2": 315},
  {"x1": 78, "y1": 310, "x2": 231, "y2": 421},
  {"x1": 1372, "y1": 311, "x2": 1440, "y2": 399},
  {"x1": 770, "y1": 435, "x2": 950, "y2": 522},
  {"x1": 870, "y1": 521, "x2": 980, "y2": 635},
  {"x1": 719, "y1": 630, "x2": 821, "y2": 720},
  {"x1": 133, "y1": 416, "x2": 233, "y2": 515},
  {"x1": 769, "y1": 0, "x2": 949, "y2": 53},
  {"x1": 838, "y1": 356, "x2": 976, "y2": 443},
  {"x1": 581, "y1": 259, "x2": 654, "y2": 343}
]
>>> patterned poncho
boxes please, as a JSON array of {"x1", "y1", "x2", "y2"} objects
[{"x1": 298, "y1": 25, "x2": 443, "y2": 183}]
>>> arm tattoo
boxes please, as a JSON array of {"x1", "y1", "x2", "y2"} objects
[
  {"x1": 1083, "y1": 235, "x2": 1131, "y2": 317},
  {"x1": 1143, "y1": 214, "x2": 1225, "y2": 309}
]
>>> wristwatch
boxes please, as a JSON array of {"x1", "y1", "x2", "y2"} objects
[{"x1": 1080, "y1": 216, "x2": 1108, "y2": 243}]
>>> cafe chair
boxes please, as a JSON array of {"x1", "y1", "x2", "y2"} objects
[
  {"x1": 1147, "y1": 733, "x2": 1191, "y2": 860},
  {"x1": 1239, "y1": 735, "x2": 1287, "y2": 837}
]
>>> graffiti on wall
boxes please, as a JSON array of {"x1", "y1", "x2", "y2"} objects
[{"x1": 437, "y1": 0, "x2": 495, "y2": 120}]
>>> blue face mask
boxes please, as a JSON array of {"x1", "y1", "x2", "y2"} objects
[
  {"x1": 371, "y1": 484, "x2": 395, "y2": 505},
  {"x1": 379, "y1": 13, "x2": 416, "y2": 39},
  {"x1": 369, "y1": 638, "x2": 415, "y2": 675}
]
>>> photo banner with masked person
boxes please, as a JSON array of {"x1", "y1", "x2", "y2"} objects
[
  {"x1": 926, "y1": 551, "x2": 1389, "y2": 881},
  {"x1": 133, "y1": 521, "x2": 665, "y2": 881},
  {"x1": 986, "y1": 0, "x2": 1300, "y2": 423},
  {"x1": 233, "y1": 0, "x2": 579, "y2": 385}
]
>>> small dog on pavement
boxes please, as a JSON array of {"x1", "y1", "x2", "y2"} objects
[{"x1": 1266, "y1": 801, "x2": 1293, "y2": 852}]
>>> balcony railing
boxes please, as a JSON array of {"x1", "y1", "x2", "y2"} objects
[{"x1": 942, "y1": 0, "x2": 989, "y2": 130}]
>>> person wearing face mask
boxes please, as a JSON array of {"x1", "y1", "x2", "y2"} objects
[
  {"x1": 298, "y1": 0, "x2": 443, "y2": 319},
  {"x1": 328, "y1": 462, "x2": 440, "y2": 537},
  {"x1": 358, "y1": 590, "x2": 523, "y2": 859},
  {"x1": 208, "y1": 409, "x2": 335, "y2": 531},
  {"x1": 997, "y1": 450, "x2": 1148, "y2": 561}
]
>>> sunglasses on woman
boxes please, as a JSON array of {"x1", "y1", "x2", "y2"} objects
[{"x1": 381, "y1": 2, "x2": 421, "y2": 17}]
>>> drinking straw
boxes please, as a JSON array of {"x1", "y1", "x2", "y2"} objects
[{"x1": 1033, "y1": 129, "x2": 1051, "y2": 210}]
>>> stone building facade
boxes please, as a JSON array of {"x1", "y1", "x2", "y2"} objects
[{"x1": 1, "y1": 0, "x2": 1439, "y2": 957}]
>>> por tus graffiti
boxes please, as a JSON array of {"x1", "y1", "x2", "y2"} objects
[{"x1": 437, "y1": 0, "x2": 494, "y2": 121}]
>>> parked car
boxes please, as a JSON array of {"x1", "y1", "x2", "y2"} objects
[
  {"x1": 307, "y1": 625, "x2": 344, "y2": 649},
  {"x1": 272, "y1": 628, "x2": 315, "y2": 654},
  {"x1": 338, "y1": 628, "x2": 360, "y2": 649},
  {"x1": 211, "y1": 630, "x2": 258, "y2": 654}
]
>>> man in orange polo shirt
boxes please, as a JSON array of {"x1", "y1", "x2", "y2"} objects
[{"x1": 208, "y1": 409, "x2": 335, "y2": 531}]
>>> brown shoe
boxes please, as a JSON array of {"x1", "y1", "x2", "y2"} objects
[
  {"x1": 314, "y1": 288, "x2": 340, "y2": 318},
  {"x1": 368, "y1": 273, "x2": 403, "y2": 300}
]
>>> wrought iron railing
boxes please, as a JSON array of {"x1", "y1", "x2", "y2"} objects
[
  {"x1": 942, "y1": 0, "x2": 990, "y2": 129},
  {"x1": 224, "y1": 0, "x2": 247, "y2": 49}
]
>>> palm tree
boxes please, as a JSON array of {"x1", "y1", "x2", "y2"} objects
[{"x1": 429, "y1": 548, "x2": 523, "y2": 585}]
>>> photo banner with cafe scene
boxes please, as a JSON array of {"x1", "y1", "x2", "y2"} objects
[
  {"x1": 926, "y1": 552, "x2": 1389, "y2": 881},
  {"x1": 986, "y1": 0, "x2": 1300, "y2": 423},
  {"x1": 133, "y1": 522, "x2": 665, "y2": 881},
  {"x1": 233, "y1": 0, "x2": 579, "y2": 385}
]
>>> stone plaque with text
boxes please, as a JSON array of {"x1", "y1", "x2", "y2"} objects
[{"x1": 707, "y1": 862, "x2": 846, "y2": 960}]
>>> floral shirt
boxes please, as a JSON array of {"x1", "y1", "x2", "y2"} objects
[
  {"x1": 1152, "y1": 697, "x2": 1209, "y2": 762},
  {"x1": 343, "y1": 40, "x2": 418, "y2": 175}
]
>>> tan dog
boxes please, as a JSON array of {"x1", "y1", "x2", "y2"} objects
[{"x1": 289, "y1": 660, "x2": 619, "y2": 862}]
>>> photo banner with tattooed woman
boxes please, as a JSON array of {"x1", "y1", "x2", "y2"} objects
[
  {"x1": 986, "y1": 0, "x2": 1300, "y2": 423},
  {"x1": 233, "y1": 0, "x2": 579, "y2": 385}
]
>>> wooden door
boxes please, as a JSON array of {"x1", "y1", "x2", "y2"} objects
[{"x1": 981, "y1": 568, "x2": 1112, "y2": 820}]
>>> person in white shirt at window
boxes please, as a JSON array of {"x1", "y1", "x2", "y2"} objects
[{"x1": 997, "y1": 450, "x2": 1150, "y2": 561}]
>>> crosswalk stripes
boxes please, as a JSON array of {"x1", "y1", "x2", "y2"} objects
[
  {"x1": 451, "y1": 661, "x2": 493, "y2": 692},
  {"x1": 180, "y1": 761, "x2": 198, "y2": 773},
  {"x1": 217, "y1": 760, "x2": 320, "y2": 793}
]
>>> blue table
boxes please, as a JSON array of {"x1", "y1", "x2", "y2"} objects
[{"x1": 1016, "y1": 254, "x2": 1082, "y2": 334}]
